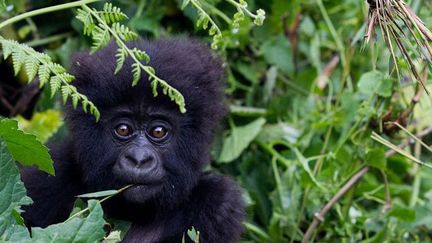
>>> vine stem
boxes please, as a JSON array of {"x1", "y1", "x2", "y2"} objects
[
  {"x1": 226, "y1": 0, "x2": 257, "y2": 18},
  {"x1": 0, "y1": 0, "x2": 101, "y2": 30}
]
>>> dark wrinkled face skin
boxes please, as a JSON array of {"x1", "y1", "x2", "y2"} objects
[
  {"x1": 66, "y1": 39, "x2": 225, "y2": 208},
  {"x1": 109, "y1": 107, "x2": 174, "y2": 202},
  {"x1": 70, "y1": 102, "x2": 202, "y2": 207}
]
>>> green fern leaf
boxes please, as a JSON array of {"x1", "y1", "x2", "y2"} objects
[
  {"x1": 24, "y1": 56, "x2": 39, "y2": 82},
  {"x1": 47, "y1": 63, "x2": 66, "y2": 73},
  {"x1": 58, "y1": 73, "x2": 75, "y2": 83},
  {"x1": 112, "y1": 23, "x2": 138, "y2": 41},
  {"x1": 91, "y1": 107, "x2": 101, "y2": 121},
  {"x1": 61, "y1": 86, "x2": 70, "y2": 104},
  {"x1": 0, "y1": 40, "x2": 14, "y2": 59},
  {"x1": 49, "y1": 76, "x2": 62, "y2": 98},
  {"x1": 132, "y1": 48, "x2": 149, "y2": 62},
  {"x1": 82, "y1": 99, "x2": 89, "y2": 113},
  {"x1": 131, "y1": 63, "x2": 141, "y2": 86},
  {"x1": 72, "y1": 94, "x2": 79, "y2": 109},
  {"x1": 151, "y1": 80, "x2": 158, "y2": 97},
  {"x1": 91, "y1": 25, "x2": 111, "y2": 53},
  {"x1": 114, "y1": 48, "x2": 127, "y2": 74},
  {"x1": 11, "y1": 50, "x2": 25, "y2": 76},
  {"x1": 38, "y1": 65, "x2": 51, "y2": 87},
  {"x1": 99, "y1": 3, "x2": 128, "y2": 24},
  {"x1": 76, "y1": 8, "x2": 94, "y2": 35}
]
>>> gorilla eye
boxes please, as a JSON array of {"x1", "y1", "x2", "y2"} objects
[
  {"x1": 149, "y1": 126, "x2": 167, "y2": 139},
  {"x1": 115, "y1": 124, "x2": 133, "y2": 137}
]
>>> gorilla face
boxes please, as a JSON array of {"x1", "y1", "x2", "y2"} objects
[
  {"x1": 66, "y1": 39, "x2": 226, "y2": 207},
  {"x1": 90, "y1": 104, "x2": 199, "y2": 204}
]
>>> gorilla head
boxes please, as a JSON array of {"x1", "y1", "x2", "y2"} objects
[{"x1": 67, "y1": 38, "x2": 226, "y2": 205}]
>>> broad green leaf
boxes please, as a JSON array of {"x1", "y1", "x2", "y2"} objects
[
  {"x1": 256, "y1": 122, "x2": 300, "y2": 144},
  {"x1": 260, "y1": 35, "x2": 293, "y2": 75},
  {"x1": 218, "y1": 118, "x2": 266, "y2": 163},
  {"x1": 365, "y1": 148, "x2": 387, "y2": 170},
  {"x1": 357, "y1": 71, "x2": 392, "y2": 98},
  {"x1": 30, "y1": 200, "x2": 105, "y2": 242},
  {"x1": 0, "y1": 141, "x2": 32, "y2": 240},
  {"x1": 0, "y1": 119, "x2": 54, "y2": 175},
  {"x1": 388, "y1": 206, "x2": 416, "y2": 222},
  {"x1": 17, "y1": 110, "x2": 63, "y2": 143}
]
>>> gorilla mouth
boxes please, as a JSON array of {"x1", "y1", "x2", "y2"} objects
[{"x1": 121, "y1": 183, "x2": 163, "y2": 203}]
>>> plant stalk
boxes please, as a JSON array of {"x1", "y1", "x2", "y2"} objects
[{"x1": 0, "y1": 0, "x2": 100, "y2": 30}]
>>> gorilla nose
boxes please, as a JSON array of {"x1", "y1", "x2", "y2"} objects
[{"x1": 123, "y1": 148, "x2": 155, "y2": 168}]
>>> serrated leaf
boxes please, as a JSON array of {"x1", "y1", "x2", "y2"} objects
[
  {"x1": 30, "y1": 200, "x2": 105, "y2": 242},
  {"x1": 0, "y1": 119, "x2": 54, "y2": 175},
  {"x1": 1, "y1": 41, "x2": 14, "y2": 59},
  {"x1": 218, "y1": 118, "x2": 266, "y2": 163},
  {"x1": 91, "y1": 26, "x2": 111, "y2": 52},
  {"x1": 72, "y1": 94, "x2": 79, "y2": 109},
  {"x1": 61, "y1": 86, "x2": 70, "y2": 103},
  {"x1": 11, "y1": 50, "x2": 25, "y2": 76},
  {"x1": 0, "y1": 141, "x2": 33, "y2": 239},
  {"x1": 48, "y1": 63, "x2": 66, "y2": 73},
  {"x1": 24, "y1": 56, "x2": 39, "y2": 82},
  {"x1": 131, "y1": 63, "x2": 141, "y2": 86},
  {"x1": 38, "y1": 65, "x2": 50, "y2": 87},
  {"x1": 132, "y1": 48, "x2": 149, "y2": 62},
  {"x1": 100, "y1": 3, "x2": 128, "y2": 24},
  {"x1": 112, "y1": 23, "x2": 138, "y2": 41},
  {"x1": 49, "y1": 76, "x2": 62, "y2": 98},
  {"x1": 115, "y1": 48, "x2": 127, "y2": 74}
]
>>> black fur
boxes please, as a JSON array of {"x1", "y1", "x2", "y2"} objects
[{"x1": 21, "y1": 38, "x2": 244, "y2": 242}]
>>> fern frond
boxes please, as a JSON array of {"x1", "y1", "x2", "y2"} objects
[
  {"x1": 77, "y1": 3, "x2": 186, "y2": 113},
  {"x1": 98, "y1": 3, "x2": 128, "y2": 24},
  {"x1": 38, "y1": 64, "x2": 51, "y2": 87},
  {"x1": 91, "y1": 25, "x2": 111, "y2": 53},
  {"x1": 76, "y1": 8, "x2": 94, "y2": 35},
  {"x1": 114, "y1": 47, "x2": 128, "y2": 74},
  {"x1": 24, "y1": 56, "x2": 39, "y2": 82},
  {"x1": 50, "y1": 75, "x2": 62, "y2": 97},
  {"x1": 131, "y1": 63, "x2": 141, "y2": 86},
  {"x1": 11, "y1": 50, "x2": 25, "y2": 75},
  {"x1": 131, "y1": 48, "x2": 149, "y2": 62},
  {"x1": 0, "y1": 39, "x2": 100, "y2": 121},
  {"x1": 112, "y1": 23, "x2": 138, "y2": 41}
]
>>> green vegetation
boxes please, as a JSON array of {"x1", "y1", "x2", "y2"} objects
[{"x1": 1, "y1": 0, "x2": 432, "y2": 242}]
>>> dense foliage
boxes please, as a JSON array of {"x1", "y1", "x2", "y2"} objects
[{"x1": 1, "y1": 0, "x2": 432, "y2": 242}]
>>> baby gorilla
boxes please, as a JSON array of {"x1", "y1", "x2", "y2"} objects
[{"x1": 21, "y1": 38, "x2": 244, "y2": 242}]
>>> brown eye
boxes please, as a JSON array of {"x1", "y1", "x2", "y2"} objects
[
  {"x1": 115, "y1": 124, "x2": 133, "y2": 137},
  {"x1": 150, "y1": 126, "x2": 167, "y2": 139}
]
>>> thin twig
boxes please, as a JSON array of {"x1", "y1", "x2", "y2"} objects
[{"x1": 301, "y1": 167, "x2": 369, "y2": 243}]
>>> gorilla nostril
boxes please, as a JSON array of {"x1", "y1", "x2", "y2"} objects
[{"x1": 124, "y1": 151, "x2": 154, "y2": 168}]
